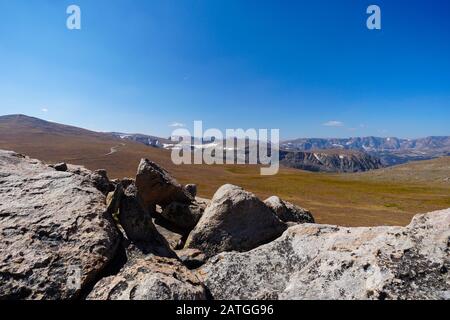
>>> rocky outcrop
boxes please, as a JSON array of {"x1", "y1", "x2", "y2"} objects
[
  {"x1": 264, "y1": 196, "x2": 314, "y2": 224},
  {"x1": 117, "y1": 180, "x2": 175, "y2": 257},
  {"x1": 91, "y1": 169, "x2": 115, "y2": 195},
  {"x1": 63, "y1": 164, "x2": 114, "y2": 195},
  {"x1": 185, "y1": 184, "x2": 287, "y2": 258},
  {"x1": 2, "y1": 149, "x2": 449, "y2": 301},
  {"x1": 135, "y1": 159, "x2": 206, "y2": 233},
  {"x1": 0, "y1": 150, "x2": 120, "y2": 299},
  {"x1": 135, "y1": 159, "x2": 193, "y2": 211},
  {"x1": 200, "y1": 209, "x2": 450, "y2": 300},
  {"x1": 87, "y1": 255, "x2": 208, "y2": 300}
]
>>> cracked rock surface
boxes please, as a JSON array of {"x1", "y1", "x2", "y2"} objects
[
  {"x1": 87, "y1": 255, "x2": 208, "y2": 300},
  {"x1": 200, "y1": 209, "x2": 450, "y2": 300},
  {"x1": 0, "y1": 150, "x2": 120, "y2": 299}
]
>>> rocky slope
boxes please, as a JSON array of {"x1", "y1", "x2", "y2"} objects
[
  {"x1": 282, "y1": 136, "x2": 450, "y2": 166},
  {"x1": 279, "y1": 150, "x2": 383, "y2": 173},
  {"x1": 0, "y1": 149, "x2": 448, "y2": 300}
]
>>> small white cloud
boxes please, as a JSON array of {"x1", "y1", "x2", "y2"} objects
[
  {"x1": 169, "y1": 122, "x2": 185, "y2": 128},
  {"x1": 323, "y1": 120, "x2": 344, "y2": 127},
  {"x1": 41, "y1": 108, "x2": 48, "y2": 113}
]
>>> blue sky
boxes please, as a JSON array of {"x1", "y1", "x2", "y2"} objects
[{"x1": 0, "y1": 0, "x2": 449, "y2": 139}]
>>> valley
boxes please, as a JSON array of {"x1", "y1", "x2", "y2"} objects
[
  {"x1": 0, "y1": 114, "x2": 449, "y2": 227},
  {"x1": 282, "y1": 136, "x2": 450, "y2": 165}
]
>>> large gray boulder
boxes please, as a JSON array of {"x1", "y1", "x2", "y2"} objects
[
  {"x1": 185, "y1": 184, "x2": 287, "y2": 258},
  {"x1": 264, "y1": 196, "x2": 315, "y2": 224},
  {"x1": 135, "y1": 159, "x2": 193, "y2": 211},
  {"x1": 0, "y1": 150, "x2": 120, "y2": 300},
  {"x1": 201, "y1": 208, "x2": 450, "y2": 300},
  {"x1": 87, "y1": 255, "x2": 208, "y2": 300}
]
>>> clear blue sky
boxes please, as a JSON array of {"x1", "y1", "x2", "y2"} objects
[{"x1": 0, "y1": 0, "x2": 449, "y2": 139}]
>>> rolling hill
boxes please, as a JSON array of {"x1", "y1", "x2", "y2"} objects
[{"x1": 0, "y1": 114, "x2": 185, "y2": 178}]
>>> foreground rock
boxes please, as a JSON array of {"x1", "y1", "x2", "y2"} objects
[
  {"x1": 0, "y1": 150, "x2": 119, "y2": 299},
  {"x1": 201, "y1": 209, "x2": 450, "y2": 300},
  {"x1": 264, "y1": 196, "x2": 315, "y2": 224},
  {"x1": 87, "y1": 255, "x2": 208, "y2": 300},
  {"x1": 185, "y1": 184, "x2": 287, "y2": 258},
  {"x1": 91, "y1": 169, "x2": 115, "y2": 195},
  {"x1": 117, "y1": 179, "x2": 175, "y2": 257},
  {"x1": 135, "y1": 159, "x2": 193, "y2": 211},
  {"x1": 64, "y1": 164, "x2": 114, "y2": 195}
]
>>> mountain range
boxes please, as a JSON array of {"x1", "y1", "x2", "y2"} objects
[
  {"x1": 279, "y1": 149, "x2": 383, "y2": 173},
  {"x1": 109, "y1": 131, "x2": 449, "y2": 171},
  {"x1": 107, "y1": 133, "x2": 384, "y2": 172},
  {"x1": 281, "y1": 136, "x2": 450, "y2": 165},
  {"x1": 1, "y1": 114, "x2": 449, "y2": 173}
]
